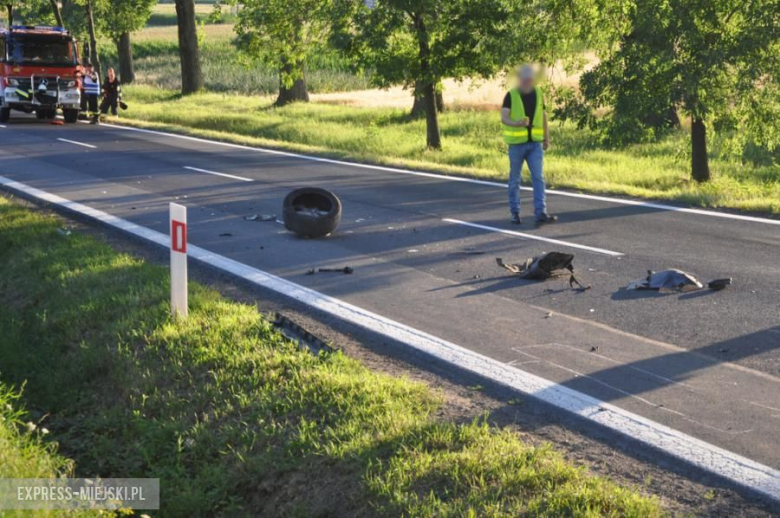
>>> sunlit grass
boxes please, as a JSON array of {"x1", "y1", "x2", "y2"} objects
[{"x1": 0, "y1": 197, "x2": 662, "y2": 516}]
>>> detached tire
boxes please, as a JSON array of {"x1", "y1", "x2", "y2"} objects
[{"x1": 282, "y1": 187, "x2": 342, "y2": 238}]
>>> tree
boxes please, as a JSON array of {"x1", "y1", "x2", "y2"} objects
[
  {"x1": 342, "y1": 0, "x2": 509, "y2": 149},
  {"x1": 97, "y1": 0, "x2": 156, "y2": 84},
  {"x1": 83, "y1": 0, "x2": 101, "y2": 76},
  {"x1": 232, "y1": 0, "x2": 334, "y2": 105},
  {"x1": 175, "y1": 0, "x2": 203, "y2": 94},
  {"x1": 48, "y1": 0, "x2": 62, "y2": 25},
  {"x1": 576, "y1": 0, "x2": 779, "y2": 182}
]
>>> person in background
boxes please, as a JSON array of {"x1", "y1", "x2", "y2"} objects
[
  {"x1": 500, "y1": 64, "x2": 556, "y2": 225},
  {"x1": 80, "y1": 58, "x2": 100, "y2": 123},
  {"x1": 96, "y1": 67, "x2": 121, "y2": 124}
]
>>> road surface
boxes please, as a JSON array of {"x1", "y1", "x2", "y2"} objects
[{"x1": 1, "y1": 117, "x2": 778, "y2": 487}]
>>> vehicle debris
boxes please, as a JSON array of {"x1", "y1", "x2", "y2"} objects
[
  {"x1": 244, "y1": 214, "x2": 277, "y2": 222},
  {"x1": 219, "y1": 232, "x2": 233, "y2": 237},
  {"x1": 283, "y1": 187, "x2": 342, "y2": 238},
  {"x1": 307, "y1": 266, "x2": 354, "y2": 275},
  {"x1": 708, "y1": 278, "x2": 733, "y2": 291},
  {"x1": 496, "y1": 252, "x2": 591, "y2": 290}
]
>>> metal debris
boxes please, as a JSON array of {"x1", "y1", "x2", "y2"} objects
[
  {"x1": 708, "y1": 278, "x2": 732, "y2": 291},
  {"x1": 56, "y1": 228, "x2": 71, "y2": 236},
  {"x1": 627, "y1": 269, "x2": 703, "y2": 292},
  {"x1": 307, "y1": 266, "x2": 354, "y2": 275},
  {"x1": 244, "y1": 214, "x2": 277, "y2": 222}
]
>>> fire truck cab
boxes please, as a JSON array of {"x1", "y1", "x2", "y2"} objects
[{"x1": 0, "y1": 25, "x2": 81, "y2": 123}]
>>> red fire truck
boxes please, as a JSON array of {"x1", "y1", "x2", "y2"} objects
[{"x1": 0, "y1": 25, "x2": 82, "y2": 123}]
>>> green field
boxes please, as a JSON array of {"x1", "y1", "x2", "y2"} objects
[
  {"x1": 99, "y1": 7, "x2": 369, "y2": 95},
  {"x1": 0, "y1": 196, "x2": 662, "y2": 516},
  {"x1": 117, "y1": 86, "x2": 780, "y2": 214}
]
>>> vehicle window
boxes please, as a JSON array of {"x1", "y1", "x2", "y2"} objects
[{"x1": 6, "y1": 35, "x2": 76, "y2": 66}]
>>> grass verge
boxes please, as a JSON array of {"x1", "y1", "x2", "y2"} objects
[
  {"x1": 0, "y1": 196, "x2": 662, "y2": 516},
  {"x1": 0, "y1": 383, "x2": 101, "y2": 517},
  {"x1": 116, "y1": 86, "x2": 779, "y2": 215}
]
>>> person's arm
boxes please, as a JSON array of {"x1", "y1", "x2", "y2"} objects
[
  {"x1": 501, "y1": 107, "x2": 528, "y2": 127},
  {"x1": 543, "y1": 111, "x2": 549, "y2": 150}
]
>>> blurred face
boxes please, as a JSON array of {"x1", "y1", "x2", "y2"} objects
[
  {"x1": 517, "y1": 72, "x2": 535, "y2": 91},
  {"x1": 108, "y1": 69, "x2": 115, "y2": 81}
]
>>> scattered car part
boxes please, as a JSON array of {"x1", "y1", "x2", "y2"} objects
[
  {"x1": 282, "y1": 187, "x2": 342, "y2": 238},
  {"x1": 496, "y1": 252, "x2": 590, "y2": 290},
  {"x1": 708, "y1": 278, "x2": 732, "y2": 291},
  {"x1": 273, "y1": 313, "x2": 334, "y2": 354},
  {"x1": 307, "y1": 266, "x2": 354, "y2": 275},
  {"x1": 244, "y1": 214, "x2": 277, "y2": 222},
  {"x1": 627, "y1": 269, "x2": 704, "y2": 292}
]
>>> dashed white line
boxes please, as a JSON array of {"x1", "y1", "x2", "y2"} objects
[
  {"x1": 183, "y1": 166, "x2": 253, "y2": 182},
  {"x1": 0, "y1": 124, "x2": 6, "y2": 128},
  {"x1": 57, "y1": 138, "x2": 96, "y2": 149},
  {"x1": 443, "y1": 218, "x2": 625, "y2": 257},
  {"x1": 1, "y1": 174, "x2": 779, "y2": 503},
  {"x1": 95, "y1": 121, "x2": 780, "y2": 226}
]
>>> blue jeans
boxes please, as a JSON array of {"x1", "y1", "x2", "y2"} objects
[{"x1": 508, "y1": 142, "x2": 546, "y2": 218}]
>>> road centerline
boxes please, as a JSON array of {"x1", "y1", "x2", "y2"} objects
[
  {"x1": 183, "y1": 166, "x2": 253, "y2": 182},
  {"x1": 443, "y1": 218, "x2": 625, "y2": 257},
  {"x1": 57, "y1": 138, "x2": 96, "y2": 149}
]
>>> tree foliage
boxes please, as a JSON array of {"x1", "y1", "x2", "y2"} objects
[
  {"x1": 232, "y1": 0, "x2": 338, "y2": 105},
  {"x1": 339, "y1": 0, "x2": 510, "y2": 149},
  {"x1": 568, "y1": 0, "x2": 779, "y2": 180}
]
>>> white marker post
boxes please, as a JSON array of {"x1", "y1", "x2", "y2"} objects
[{"x1": 169, "y1": 203, "x2": 188, "y2": 318}]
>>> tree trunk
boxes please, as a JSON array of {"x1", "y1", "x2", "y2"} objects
[
  {"x1": 49, "y1": 0, "x2": 64, "y2": 26},
  {"x1": 85, "y1": 0, "x2": 101, "y2": 78},
  {"x1": 422, "y1": 80, "x2": 442, "y2": 149},
  {"x1": 691, "y1": 116, "x2": 710, "y2": 182},
  {"x1": 116, "y1": 32, "x2": 135, "y2": 84},
  {"x1": 175, "y1": 0, "x2": 203, "y2": 95},
  {"x1": 411, "y1": 80, "x2": 443, "y2": 118},
  {"x1": 275, "y1": 61, "x2": 309, "y2": 106},
  {"x1": 6, "y1": 4, "x2": 12, "y2": 25},
  {"x1": 413, "y1": 14, "x2": 441, "y2": 149}
]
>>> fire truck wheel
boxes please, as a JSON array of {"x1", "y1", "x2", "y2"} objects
[
  {"x1": 0, "y1": 107, "x2": 9, "y2": 123},
  {"x1": 63, "y1": 109, "x2": 79, "y2": 124}
]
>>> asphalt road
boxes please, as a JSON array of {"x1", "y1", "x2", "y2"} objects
[{"x1": 1, "y1": 117, "x2": 779, "y2": 474}]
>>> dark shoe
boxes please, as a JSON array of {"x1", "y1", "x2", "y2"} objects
[
  {"x1": 510, "y1": 213, "x2": 522, "y2": 225},
  {"x1": 90, "y1": 116, "x2": 100, "y2": 125},
  {"x1": 535, "y1": 213, "x2": 558, "y2": 224}
]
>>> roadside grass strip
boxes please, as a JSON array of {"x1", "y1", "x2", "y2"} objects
[
  {"x1": 0, "y1": 384, "x2": 101, "y2": 517},
  {"x1": 0, "y1": 197, "x2": 661, "y2": 516}
]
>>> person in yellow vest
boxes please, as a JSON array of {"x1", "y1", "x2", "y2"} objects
[{"x1": 501, "y1": 65, "x2": 557, "y2": 225}]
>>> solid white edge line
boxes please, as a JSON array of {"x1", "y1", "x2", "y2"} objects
[
  {"x1": 57, "y1": 138, "x2": 97, "y2": 149},
  {"x1": 444, "y1": 218, "x2": 625, "y2": 257},
  {"x1": 183, "y1": 166, "x2": 253, "y2": 183},
  {"x1": 1, "y1": 174, "x2": 778, "y2": 503},
  {"x1": 95, "y1": 121, "x2": 780, "y2": 226}
]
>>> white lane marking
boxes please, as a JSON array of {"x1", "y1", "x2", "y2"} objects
[
  {"x1": 0, "y1": 125, "x2": 6, "y2": 128},
  {"x1": 57, "y1": 138, "x2": 96, "y2": 149},
  {"x1": 183, "y1": 166, "x2": 253, "y2": 183},
  {"x1": 444, "y1": 218, "x2": 624, "y2": 257},
  {"x1": 94, "y1": 121, "x2": 780, "y2": 226},
  {"x1": 2, "y1": 174, "x2": 779, "y2": 503}
]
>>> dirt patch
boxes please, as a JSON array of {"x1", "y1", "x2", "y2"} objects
[{"x1": 5, "y1": 192, "x2": 775, "y2": 517}]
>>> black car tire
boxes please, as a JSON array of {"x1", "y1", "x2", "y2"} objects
[
  {"x1": 63, "y1": 109, "x2": 79, "y2": 123},
  {"x1": 282, "y1": 187, "x2": 342, "y2": 238}
]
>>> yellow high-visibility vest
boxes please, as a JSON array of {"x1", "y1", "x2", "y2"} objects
[{"x1": 502, "y1": 87, "x2": 545, "y2": 144}]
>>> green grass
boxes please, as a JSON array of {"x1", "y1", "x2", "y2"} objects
[
  {"x1": 116, "y1": 86, "x2": 780, "y2": 214},
  {"x1": 0, "y1": 384, "x2": 102, "y2": 517},
  {"x1": 97, "y1": 11, "x2": 370, "y2": 95},
  {"x1": 0, "y1": 196, "x2": 662, "y2": 516}
]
